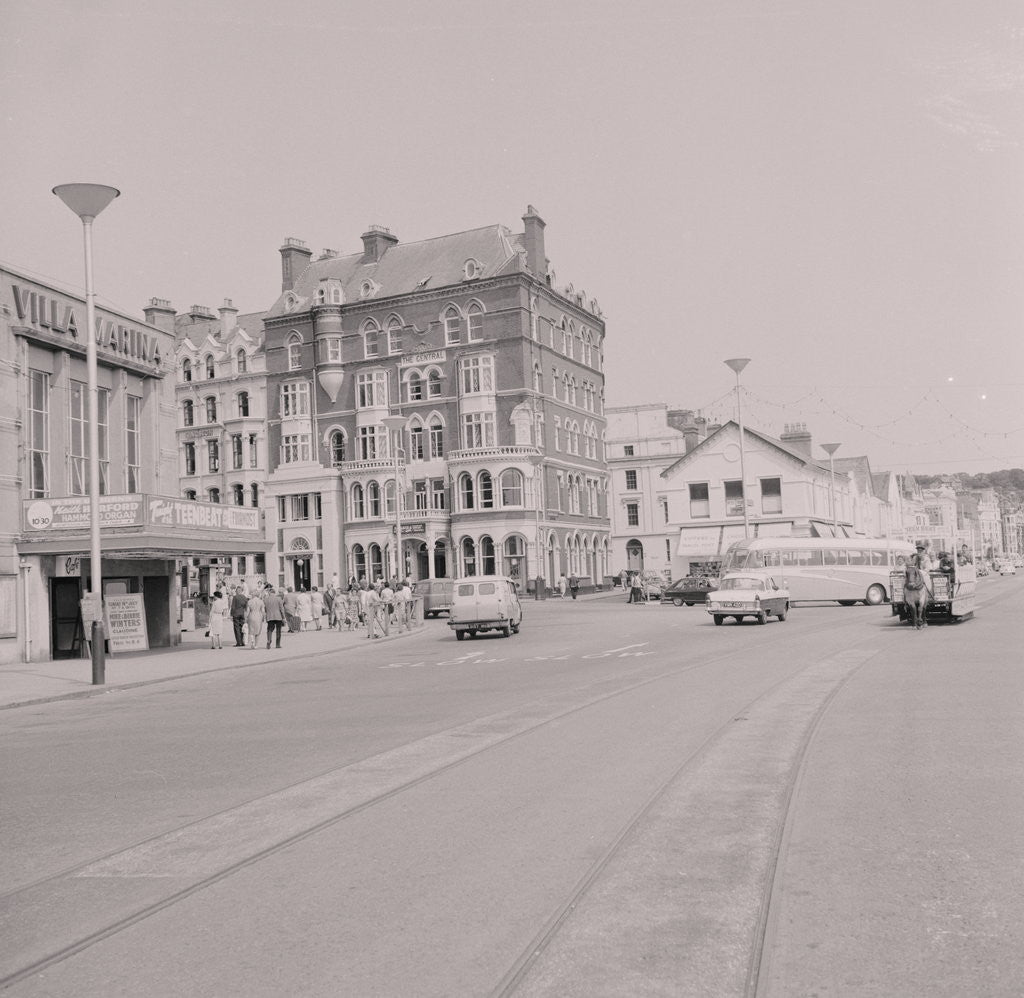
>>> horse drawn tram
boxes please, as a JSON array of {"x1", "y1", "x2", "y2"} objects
[{"x1": 890, "y1": 542, "x2": 977, "y2": 625}]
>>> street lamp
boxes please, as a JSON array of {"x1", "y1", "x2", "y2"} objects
[
  {"x1": 821, "y1": 442, "x2": 841, "y2": 535},
  {"x1": 724, "y1": 358, "x2": 751, "y2": 539},
  {"x1": 53, "y1": 183, "x2": 120, "y2": 686},
  {"x1": 382, "y1": 415, "x2": 407, "y2": 581}
]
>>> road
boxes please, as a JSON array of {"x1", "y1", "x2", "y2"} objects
[{"x1": 2, "y1": 580, "x2": 1023, "y2": 996}]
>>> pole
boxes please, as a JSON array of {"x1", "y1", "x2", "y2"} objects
[
  {"x1": 393, "y1": 435, "x2": 402, "y2": 580},
  {"x1": 82, "y1": 216, "x2": 106, "y2": 685},
  {"x1": 725, "y1": 359, "x2": 751, "y2": 539},
  {"x1": 821, "y1": 443, "x2": 841, "y2": 536}
]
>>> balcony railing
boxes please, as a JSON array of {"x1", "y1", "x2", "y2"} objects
[
  {"x1": 447, "y1": 446, "x2": 542, "y2": 464},
  {"x1": 338, "y1": 457, "x2": 404, "y2": 474}
]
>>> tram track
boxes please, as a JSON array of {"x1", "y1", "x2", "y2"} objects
[{"x1": 0, "y1": 610, "x2": 891, "y2": 992}]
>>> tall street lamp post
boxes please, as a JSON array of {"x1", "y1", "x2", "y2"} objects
[
  {"x1": 382, "y1": 415, "x2": 407, "y2": 581},
  {"x1": 821, "y1": 442, "x2": 841, "y2": 534},
  {"x1": 53, "y1": 183, "x2": 120, "y2": 686},
  {"x1": 724, "y1": 358, "x2": 751, "y2": 539}
]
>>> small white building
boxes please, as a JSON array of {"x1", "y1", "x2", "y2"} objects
[{"x1": 660, "y1": 421, "x2": 857, "y2": 577}]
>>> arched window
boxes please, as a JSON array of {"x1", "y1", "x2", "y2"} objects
[
  {"x1": 428, "y1": 418, "x2": 444, "y2": 458},
  {"x1": 558, "y1": 318, "x2": 567, "y2": 354},
  {"x1": 443, "y1": 305, "x2": 461, "y2": 345},
  {"x1": 407, "y1": 371, "x2": 423, "y2": 402},
  {"x1": 205, "y1": 355, "x2": 215, "y2": 378},
  {"x1": 500, "y1": 469, "x2": 524, "y2": 506},
  {"x1": 182, "y1": 399, "x2": 194, "y2": 426},
  {"x1": 205, "y1": 396, "x2": 218, "y2": 422},
  {"x1": 461, "y1": 537, "x2": 477, "y2": 576},
  {"x1": 287, "y1": 333, "x2": 302, "y2": 370},
  {"x1": 459, "y1": 472, "x2": 474, "y2": 510},
  {"x1": 329, "y1": 430, "x2": 345, "y2": 466},
  {"x1": 503, "y1": 535, "x2": 525, "y2": 580},
  {"x1": 237, "y1": 391, "x2": 249, "y2": 417},
  {"x1": 232, "y1": 483, "x2": 244, "y2": 506},
  {"x1": 182, "y1": 359, "x2": 192, "y2": 382},
  {"x1": 369, "y1": 543, "x2": 384, "y2": 582},
  {"x1": 479, "y1": 535, "x2": 496, "y2": 575},
  {"x1": 386, "y1": 316, "x2": 403, "y2": 354},
  {"x1": 352, "y1": 483, "x2": 365, "y2": 519},
  {"x1": 467, "y1": 302, "x2": 484, "y2": 341},
  {"x1": 208, "y1": 487, "x2": 221, "y2": 504},
  {"x1": 250, "y1": 483, "x2": 259, "y2": 508},
  {"x1": 352, "y1": 544, "x2": 366, "y2": 580},
  {"x1": 385, "y1": 479, "x2": 397, "y2": 516},
  {"x1": 362, "y1": 319, "x2": 380, "y2": 358},
  {"x1": 478, "y1": 470, "x2": 494, "y2": 508},
  {"x1": 367, "y1": 480, "x2": 381, "y2": 517},
  {"x1": 427, "y1": 367, "x2": 443, "y2": 398},
  {"x1": 236, "y1": 349, "x2": 247, "y2": 373},
  {"x1": 315, "y1": 288, "x2": 326, "y2": 304},
  {"x1": 533, "y1": 363, "x2": 543, "y2": 394}
]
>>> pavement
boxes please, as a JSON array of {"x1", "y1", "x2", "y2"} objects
[{"x1": 0, "y1": 588, "x2": 622, "y2": 710}]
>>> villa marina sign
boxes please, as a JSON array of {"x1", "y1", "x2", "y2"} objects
[{"x1": 9, "y1": 282, "x2": 164, "y2": 372}]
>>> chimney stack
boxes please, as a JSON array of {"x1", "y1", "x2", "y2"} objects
[
  {"x1": 219, "y1": 298, "x2": 239, "y2": 338},
  {"x1": 522, "y1": 205, "x2": 547, "y2": 279},
  {"x1": 143, "y1": 297, "x2": 175, "y2": 334},
  {"x1": 279, "y1": 237, "x2": 313, "y2": 292},
  {"x1": 781, "y1": 421, "x2": 813, "y2": 456},
  {"x1": 360, "y1": 225, "x2": 399, "y2": 263}
]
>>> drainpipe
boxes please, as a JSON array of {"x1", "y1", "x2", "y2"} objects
[{"x1": 20, "y1": 559, "x2": 31, "y2": 662}]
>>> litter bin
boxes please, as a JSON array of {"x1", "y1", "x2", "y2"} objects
[{"x1": 534, "y1": 575, "x2": 547, "y2": 600}]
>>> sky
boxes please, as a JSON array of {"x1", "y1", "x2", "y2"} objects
[{"x1": 4, "y1": 0, "x2": 1024, "y2": 475}]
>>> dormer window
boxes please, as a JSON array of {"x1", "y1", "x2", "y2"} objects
[
  {"x1": 182, "y1": 359, "x2": 192, "y2": 383},
  {"x1": 360, "y1": 280, "x2": 375, "y2": 299},
  {"x1": 315, "y1": 288, "x2": 326, "y2": 305},
  {"x1": 463, "y1": 259, "x2": 480, "y2": 280},
  {"x1": 205, "y1": 354, "x2": 215, "y2": 379},
  {"x1": 236, "y1": 349, "x2": 247, "y2": 374},
  {"x1": 331, "y1": 287, "x2": 342, "y2": 304},
  {"x1": 284, "y1": 293, "x2": 298, "y2": 312}
]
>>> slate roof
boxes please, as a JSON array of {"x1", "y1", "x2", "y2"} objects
[
  {"x1": 660, "y1": 421, "x2": 837, "y2": 479},
  {"x1": 266, "y1": 225, "x2": 526, "y2": 319}
]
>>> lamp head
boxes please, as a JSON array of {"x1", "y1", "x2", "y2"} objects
[
  {"x1": 53, "y1": 183, "x2": 120, "y2": 221},
  {"x1": 724, "y1": 358, "x2": 750, "y2": 376},
  {"x1": 821, "y1": 442, "x2": 841, "y2": 456},
  {"x1": 381, "y1": 415, "x2": 407, "y2": 433}
]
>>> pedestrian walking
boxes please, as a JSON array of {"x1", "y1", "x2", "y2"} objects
[
  {"x1": 310, "y1": 586, "x2": 324, "y2": 630},
  {"x1": 343, "y1": 584, "x2": 361, "y2": 630},
  {"x1": 365, "y1": 585, "x2": 383, "y2": 638},
  {"x1": 296, "y1": 588, "x2": 314, "y2": 631},
  {"x1": 619, "y1": 568, "x2": 627, "y2": 591},
  {"x1": 262, "y1": 586, "x2": 285, "y2": 649},
  {"x1": 569, "y1": 573, "x2": 580, "y2": 600},
  {"x1": 245, "y1": 590, "x2": 266, "y2": 649},
  {"x1": 628, "y1": 573, "x2": 642, "y2": 604},
  {"x1": 283, "y1": 587, "x2": 300, "y2": 632},
  {"x1": 558, "y1": 574, "x2": 568, "y2": 599},
  {"x1": 323, "y1": 582, "x2": 338, "y2": 628},
  {"x1": 208, "y1": 590, "x2": 229, "y2": 649},
  {"x1": 229, "y1": 585, "x2": 249, "y2": 647}
]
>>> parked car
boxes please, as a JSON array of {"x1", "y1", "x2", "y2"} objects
[
  {"x1": 412, "y1": 578, "x2": 454, "y2": 617},
  {"x1": 706, "y1": 573, "x2": 790, "y2": 625},
  {"x1": 998, "y1": 562, "x2": 1017, "y2": 576},
  {"x1": 448, "y1": 576, "x2": 523, "y2": 639},
  {"x1": 663, "y1": 576, "x2": 719, "y2": 607}
]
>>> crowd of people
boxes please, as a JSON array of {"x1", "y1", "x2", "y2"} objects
[{"x1": 204, "y1": 577, "x2": 417, "y2": 649}]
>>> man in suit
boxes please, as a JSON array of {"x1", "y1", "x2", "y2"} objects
[
  {"x1": 229, "y1": 586, "x2": 249, "y2": 647},
  {"x1": 262, "y1": 586, "x2": 285, "y2": 649}
]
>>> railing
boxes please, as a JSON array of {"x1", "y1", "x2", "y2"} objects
[
  {"x1": 447, "y1": 446, "x2": 542, "y2": 463},
  {"x1": 339, "y1": 458, "x2": 404, "y2": 474}
]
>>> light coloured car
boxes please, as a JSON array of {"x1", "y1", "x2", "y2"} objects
[
  {"x1": 706, "y1": 573, "x2": 790, "y2": 626},
  {"x1": 412, "y1": 578, "x2": 454, "y2": 617},
  {"x1": 448, "y1": 576, "x2": 523, "y2": 639},
  {"x1": 998, "y1": 562, "x2": 1017, "y2": 576}
]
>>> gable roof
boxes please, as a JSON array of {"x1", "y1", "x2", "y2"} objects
[{"x1": 660, "y1": 420, "x2": 836, "y2": 479}]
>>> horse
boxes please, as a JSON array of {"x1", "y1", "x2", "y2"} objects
[{"x1": 904, "y1": 560, "x2": 929, "y2": 630}]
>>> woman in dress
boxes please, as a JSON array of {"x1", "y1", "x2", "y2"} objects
[
  {"x1": 208, "y1": 590, "x2": 228, "y2": 649},
  {"x1": 245, "y1": 590, "x2": 266, "y2": 649},
  {"x1": 296, "y1": 588, "x2": 314, "y2": 631}
]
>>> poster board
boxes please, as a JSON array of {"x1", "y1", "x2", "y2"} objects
[
  {"x1": 104, "y1": 594, "x2": 149, "y2": 653},
  {"x1": 0, "y1": 576, "x2": 17, "y2": 638}
]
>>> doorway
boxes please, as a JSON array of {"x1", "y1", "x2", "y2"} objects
[
  {"x1": 626, "y1": 540, "x2": 645, "y2": 572},
  {"x1": 51, "y1": 579, "x2": 82, "y2": 659},
  {"x1": 292, "y1": 558, "x2": 311, "y2": 591}
]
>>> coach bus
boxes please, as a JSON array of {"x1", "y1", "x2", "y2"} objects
[{"x1": 719, "y1": 536, "x2": 916, "y2": 605}]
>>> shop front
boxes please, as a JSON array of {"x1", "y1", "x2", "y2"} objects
[{"x1": 17, "y1": 495, "x2": 269, "y2": 660}]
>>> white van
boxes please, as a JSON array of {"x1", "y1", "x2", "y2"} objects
[{"x1": 447, "y1": 576, "x2": 523, "y2": 640}]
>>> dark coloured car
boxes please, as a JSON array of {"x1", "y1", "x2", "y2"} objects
[
  {"x1": 413, "y1": 578, "x2": 454, "y2": 617},
  {"x1": 663, "y1": 576, "x2": 719, "y2": 606}
]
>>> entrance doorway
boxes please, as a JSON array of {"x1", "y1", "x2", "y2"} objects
[
  {"x1": 626, "y1": 540, "x2": 644, "y2": 572},
  {"x1": 292, "y1": 558, "x2": 311, "y2": 591},
  {"x1": 433, "y1": 541, "x2": 448, "y2": 579},
  {"x1": 51, "y1": 579, "x2": 82, "y2": 659}
]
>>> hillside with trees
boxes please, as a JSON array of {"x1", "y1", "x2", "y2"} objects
[{"x1": 915, "y1": 469, "x2": 1024, "y2": 506}]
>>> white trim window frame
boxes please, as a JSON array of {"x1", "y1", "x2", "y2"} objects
[{"x1": 280, "y1": 381, "x2": 310, "y2": 417}]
